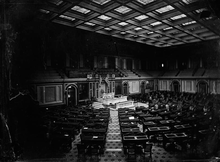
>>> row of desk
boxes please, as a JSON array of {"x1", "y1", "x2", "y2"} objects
[{"x1": 117, "y1": 107, "x2": 197, "y2": 152}]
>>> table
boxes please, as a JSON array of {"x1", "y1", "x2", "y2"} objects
[
  {"x1": 159, "y1": 111, "x2": 171, "y2": 119},
  {"x1": 123, "y1": 135, "x2": 148, "y2": 145},
  {"x1": 90, "y1": 118, "x2": 108, "y2": 122},
  {"x1": 121, "y1": 128, "x2": 141, "y2": 134},
  {"x1": 120, "y1": 122, "x2": 138, "y2": 128},
  {"x1": 147, "y1": 126, "x2": 170, "y2": 134},
  {"x1": 144, "y1": 116, "x2": 162, "y2": 122},
  {"x1": 80, "y1": 135, "x2": 106, "y2": 146},
  {"x1": 120, "y1": 118, "x2": 139, "y2": 122},
  {"x1": 138, "y1": 114, "x2": 153, "y2": 118},
  {"x1": 174, "y1": 124, "x2": 192, "y2": 130},
  {"x1": 159, "y1": 120, "x2": 175, "y2": 125},
  {"x1": 149, "y1": 108, "x2": 166, "y2": 115},
  {"x1": 82, "y1": 127, "x2": 107, "y2": 135},
  {"x1": 143, "y1": 121, "x2": 157, "y2": 131},
  {"x1": 163, "y1": 132, "x2": 188, "y2": 148}
]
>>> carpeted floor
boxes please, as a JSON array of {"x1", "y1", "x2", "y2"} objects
[
  {"x1": 64, "y1": 108, "x2": 180, "y2": 162},
  {"x1": 16, "y1": 104, "x2": 186, "y2": 162}
]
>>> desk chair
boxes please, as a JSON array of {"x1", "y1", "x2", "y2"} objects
[
  {"x1": 135, "y1": 144, "x2": 145, "y2": 160},
  {"x1": 77, "y1": 144, "x2": 87, "y2": 161},
  {"x1": 144, "y1": 143, "x2": 153, "y2": 162},
  {"x1": 86, "y1": 144, "x2": 101, "y2": 161},
  {"x1": 126, "y1": 144, "x2": 136, "y2": 162}
]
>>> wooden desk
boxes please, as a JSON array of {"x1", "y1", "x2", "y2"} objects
[
  {"x1": 147, "y1": 126, "x2": 170, "y2": 134},
  {"x1": 89, "y1": 118, "x2": 108, "y2": 122},
  {"x1": 158, "y1": 111, "x2": 171, "y2": 118},
  {"x1": 82, "y1": 127, "x2": 107, "y2": 134},
  {"x1": 174, "y1": 124, "x2": 192, "y2": 130},
  {"x1": 54, "y1": 121, "x2": 80, "y2": 128},
  {"x1": 119, "y1": 118, "x2": 139, "y2": 122},
  {"x1": 163, "y1": 132, "x2": 188, "y2": 148},
  {"x1": 121, "y1": 128, "x2": 141, "y2": 134},
  {"x1": 123, "y1": 135, "x2": 148, "y2": 145},
  {"x1": 80, "y1": 135, "x2": 106, "y2": 146},
  {"x1": 120, "y1": 122, "x2": 138, "y2": 128},
  {"x1": 144, "y1": 116, "x2": 162, "y2": 122},
  {"x1": 138, "y1": 114, "x2": 153, "y2": 118},
  {"x1": 159, "y1": 120, "x2": 175, "y2": 125}
]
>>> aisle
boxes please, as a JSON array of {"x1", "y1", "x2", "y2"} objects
[
  {"x1": 64, "y1": 108, "x2": 180, "y2": 162},
  {"x1": 100, "y1": 109, "x2": 126, "y2": 162}
]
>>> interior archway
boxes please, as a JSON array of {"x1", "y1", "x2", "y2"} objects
[
  {"x1": 197, "y1": 81, "x2": 208, "y2": 94},
  {"x1": 66, "y1": 85, "x2": 77, "y2": 106},
  {"x1": 141, "y1": 81, "x2": 146, "y2": 94},
  {"x1": 171, "y1": 81, "x2": 180, "y2": 92},
  {"x1": 123, "y1": 82, "x2": 128, "y2": 95}
]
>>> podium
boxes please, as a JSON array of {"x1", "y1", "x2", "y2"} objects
[{"x1": 97, "y1": 93, "x2": 127, "y2": 105}]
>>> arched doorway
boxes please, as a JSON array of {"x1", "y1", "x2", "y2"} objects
[
  {"x1": 140, "y1": 81, "x2": 146, "y2": 94},
  {"x1": 123, "y1": 82, "x2": 129, "y2": 95},
  {"x1": 171, "y1": 81, "x2": 180, "y2": 92},
  {"x1": 197, "y1": 81, "x2": 208, "y2": 94},
  {"x1": 66, "y1": 84, "x2": 77, "y2": 106}
]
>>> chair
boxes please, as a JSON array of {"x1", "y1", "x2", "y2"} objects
[
  {"x1": 144, "y1": 143, "x2": 153, "y2": 162},
  {"x1": 86, "y1": 144, "x2": 101, "y2": 161},
  {"x1": 77, "y1": 144, "x2": 87, "y2": 161},
  {"x1": 126, "y1": 144, "x2": 136, "y2": 162},
  {"x1": 135, "y1": 144, "x2": 145, "y2": 160}
]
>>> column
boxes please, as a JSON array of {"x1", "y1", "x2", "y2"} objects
[
  {"x1": 123, "y1": 59, "x2": 126, "y2": 70},
  {"x1": 94, "y1": 56, "x2": 97, "y2": 68},
  {"x1": 115, "y1": 57, "x2": 118, "y2": 68},
  {"x1": 104, "y1": 57, "x2": 108, "y2": 68},
  {"x1": 80, "y1": 54, "x2": 84, "y2": 68},
  {"x1": 200, "y1": 58, "x2": 203, "y2": 68},
  {"x1": 65, "y1": 52, "x2": 69, "y2": 67},
  {"x1": 188, "y1": 59, "x2": 191, "y2": 68},
  {"x1": 175, "y1": 60, "x2": 178, "y2": 69},
  {"x1": 132, "y1": 59, "x2": 135, "y2": 70}
]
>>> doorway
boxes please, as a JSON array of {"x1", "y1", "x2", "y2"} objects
[
  {"x1": 66, "y1": 85, "x2": 77, "y2": 106},
  {"x1": 141, "y1": 81, "x2": 146, "y2": 94},
  {"x1": 171, "y1": 81, "x2": 180, "y2": 92},
  {"x1": 197, "y1": 81, "x2": 208, "y2": 94},
  {"x1": 123, "y1": 82, "x2": 129, "y2": 95}
]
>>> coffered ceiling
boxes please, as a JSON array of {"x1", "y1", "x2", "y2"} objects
[{"x1": 38, "y1": 0, "x2": 220, "y2": 47}]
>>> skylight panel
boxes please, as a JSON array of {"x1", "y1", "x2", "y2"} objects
[
  {"x1": 170, "y1": 14, "x2": 186, "y2": 20},
  {"x1": 59, "y1": 15, "x2": 75, "y2": 21},
  {"x1": 135, "y1": 15, "x2": 148, "y2": 21},
  {"x1": 136, "y1": 0, "x2": 154, "y2": 5},
  {"x1": 56, "y1": 0, "x2": 63, "y2": 5},
  {"x1": 49, "y1": 0, "x2": 63, "y2": 5},
  {"x1": 72, "y1": 6, "x2": 90, "y2": 14},
  {"x1": 104, "y1": 27, "x2": 112, "y2": 31},
  {"x1": 182, "y1": 21, "x2": 196, "y2": 26},
  {"x1": 182, "y1": 0, "x2": 197, "y2": 4},
  {"x1": 98, "y1": 15, "x2": 111, "y2": 21},
  {"x1": 195, "y1": 8, "x2": 208, "y2": 13},
  {"x1": 40, "y1": 9, "x2": 50, "y2": 14},
  {"x1": 84, "y1": 22, "x2": 96, "y2": 26},
  {"x1": 150, "y1": 21, "x2": 162, "y2": 26},
  {"x1": 163, "y1": 26, "x2": 173, "y2": 31},
  {"x1": 118, "y1": 22, "x2": 128, "y2": 26},
  {"x1": 134, "y1": 27, "x2": 142, "y2": 31},
  {"x1": 92, "y1": 0, "x2": 111, "y2": 5},
  {"x1": 115, "y1": 6, "x2": 132, "y2": 14},
  {"x1": 156, "y1": 5, "x2": 174, "y2": 13}
]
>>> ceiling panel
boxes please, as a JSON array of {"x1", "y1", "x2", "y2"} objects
[{"x1": 39, "y1": 0, "x2": 220, "y2": 47}]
